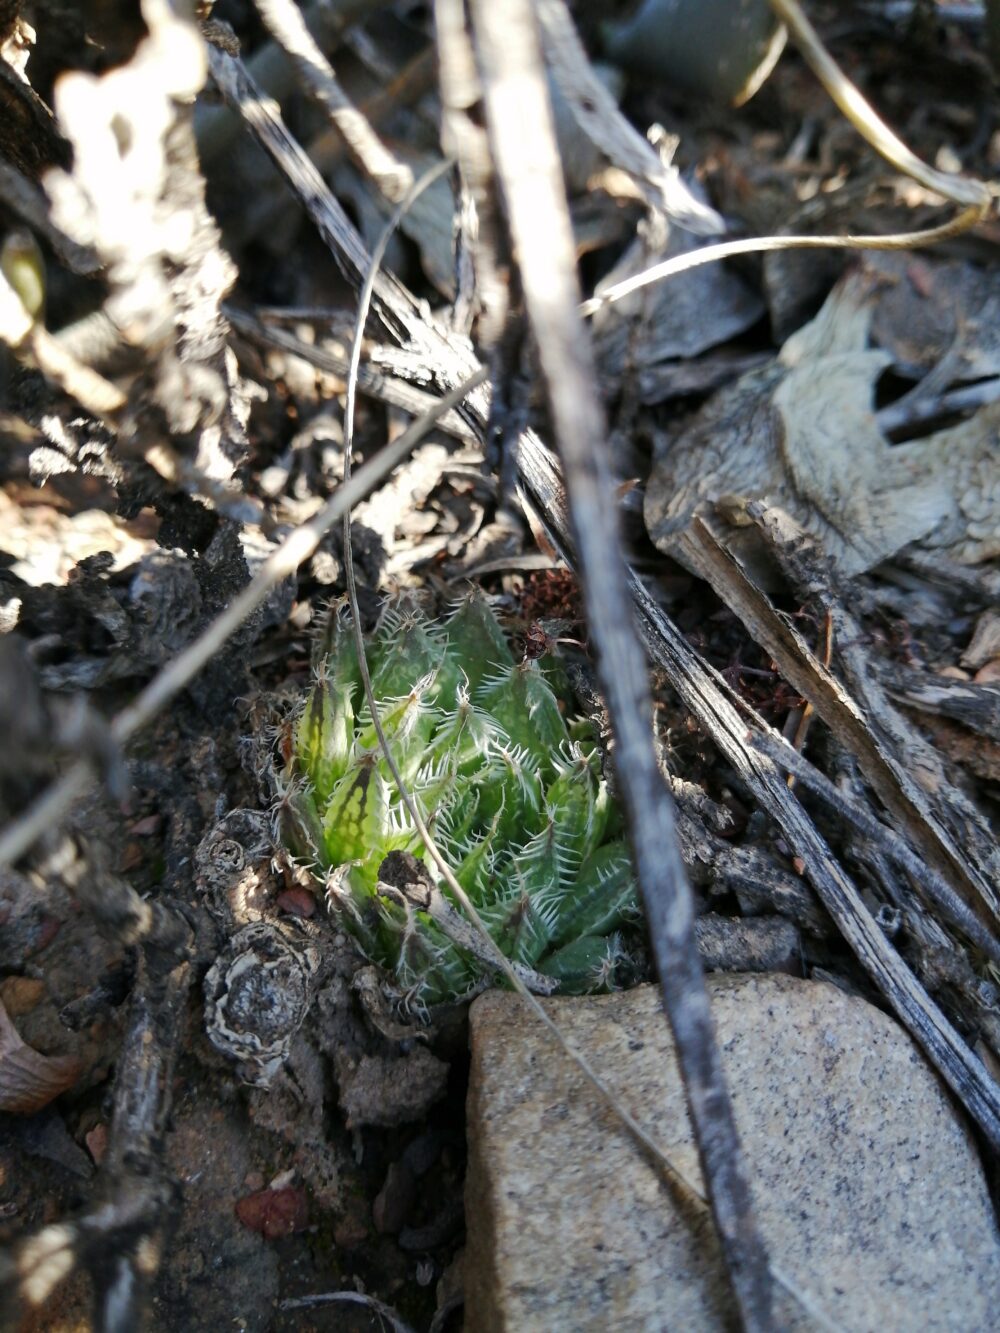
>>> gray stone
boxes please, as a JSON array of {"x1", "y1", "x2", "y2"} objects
[{"x1": 465, "y1": 974, "x2": 1000, "y2": 1331}]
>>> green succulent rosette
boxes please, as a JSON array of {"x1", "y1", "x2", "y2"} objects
[{"x1": 281, "y1": 593, "x2": 638, "y2": 1006}]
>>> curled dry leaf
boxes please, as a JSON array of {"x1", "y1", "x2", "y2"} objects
[
  {"x1": 234, "y1": 1185, "x2": 308, "y2": 1238},
  {"x1": 592, "y1": 201, "x2": 764, "y2": 403},
  {"x1": 0, "y1": 997, "x2": 81, "y2": 1113},
  {"x1": 645, "y1": 266, "x2": 1000, "y2": 576}
]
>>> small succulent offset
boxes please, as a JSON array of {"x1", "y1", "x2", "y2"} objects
[{"x1": 279, "y1": 592, "x2": 638, "y2": 1007}]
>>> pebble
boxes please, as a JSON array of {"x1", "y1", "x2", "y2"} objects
[{"x1": 465, "y1": 975, "x2": 1000, "y2": 1331}]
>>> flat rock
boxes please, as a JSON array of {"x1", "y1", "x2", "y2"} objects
[{"x1": 465, "y1": 974, "x2": 1000, "y2": 1331}]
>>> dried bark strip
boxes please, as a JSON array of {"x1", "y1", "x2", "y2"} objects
[
  {"x1": 469, "y1": 2, "x2": 774, "y2": 1326},
  {"x1": 882, "y1": 666, "x2": 1000, "y2": 742},
  {"x1": 206, "y1": 35, "x2": 485, "y2": 411}
]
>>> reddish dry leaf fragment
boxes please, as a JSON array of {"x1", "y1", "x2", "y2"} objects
[
  {"x1": 129, "y1": 813, "x2": 162, "y2": 837},
  {"x1": 234, "y1": 1186, "x2": 308, "y2": 1238},
  {"x1": 0, "y1": 999, "x2": 81, "y2": 1113},
  {"x1": 85, "y1": 1123, "x2": 109, "y2": 1164},
  {"x1": 275, "y1": 887, "x2": 316, "y2": 918}
]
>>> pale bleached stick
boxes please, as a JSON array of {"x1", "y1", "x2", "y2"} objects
[{"x1": 252, "y1": 0, "x2": 413, "y2": 204}]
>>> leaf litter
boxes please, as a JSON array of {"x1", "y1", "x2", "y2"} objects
[{"x1": 0, "y1": 2, "x2": 999, "y2": 1330}]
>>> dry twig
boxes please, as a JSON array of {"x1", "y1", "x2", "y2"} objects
[{"x1": 252, "y1": 0, "x2": 414, "y2": 204}]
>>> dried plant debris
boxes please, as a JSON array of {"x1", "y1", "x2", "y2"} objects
[
  {"x1": 0, "y1": 996, "x2": 81, "y2": 1113},
  {"x1": 204, "y1": 918, "x2": 322, "y2": 1088},
  {"x1": 646, "y1": 263, "x2": 1000, "y2": 577},
  {"x1": 592, "y1": 200, "x2": 764, "y2": 404}
]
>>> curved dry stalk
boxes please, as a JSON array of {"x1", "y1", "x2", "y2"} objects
[
  {"x1": 771, "y1": 0, "x2": 991, "y2": 210},
  {"x1": 580, "y1": 208, "x2": 985, "y2": 317}
]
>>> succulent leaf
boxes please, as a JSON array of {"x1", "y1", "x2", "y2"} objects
[
  {"x1": 444, "y1": 593, "x2": 515, "y2": 692},
  {"x1": 480, "y1": 661, "x2": 571, "y2": 773},
  {"x1": 295, "y1": 669, "x2": 354, "y2": 800},
  {"x1": 321, "y1": 755, "x2": 391, "y2": 871},
  {"x1": 538, "y1": 934, "x2": 626, "y2": 994}
]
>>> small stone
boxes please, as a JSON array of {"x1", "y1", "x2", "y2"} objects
[
  {"x1": 336, "y1": 1047, "x2": 449, "y2": 1129},
  {"x1": 0, "y1": 976, "x2": 45, "y2": 1016},
  {"x1": 465, "y1": 976, "x2": 1000, "y2": 1331}
]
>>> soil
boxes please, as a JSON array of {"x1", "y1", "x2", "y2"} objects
[{"x1": 1, "y1": 3, "x2": 998, "y2": 1330}]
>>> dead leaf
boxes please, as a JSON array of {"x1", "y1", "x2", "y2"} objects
[
  {"x1": 593, "y1": 200, "x2": 764, "y2": 404},
  {"x1": 0, "y1": 997, "x2": 81, "y2": 1113},
  {"x1": 645, "y1": 268, "x2": 1000, "y2": 575}
]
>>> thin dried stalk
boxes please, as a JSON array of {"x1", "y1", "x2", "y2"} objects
[
  {"x1": 580, "y1": 209, "x2": 987, "y2": 317},
  {"x1": 0, "y1": 264, "x2": 126, "y2": 418}
]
